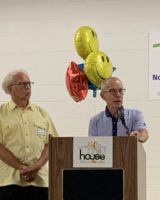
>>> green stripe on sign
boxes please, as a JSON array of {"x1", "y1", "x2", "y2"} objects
[{"x1": 153, "y1": 43, "x2": 160, "y2": 48}]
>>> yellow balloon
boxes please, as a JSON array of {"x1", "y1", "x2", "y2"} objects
[
  {"x1": 74, "y1": 26, "x2": 99, "y2": 60},
  {"x1": 84, "y1": 51, "x2": 112, "y2": 88}
]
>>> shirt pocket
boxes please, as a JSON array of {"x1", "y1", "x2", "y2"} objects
[
  {"x1": 34, "y1": 121, "x2": 48, "y2": 142},
  {"x1": 1, "y1": 123, "x2": 17, "y2": 142}
]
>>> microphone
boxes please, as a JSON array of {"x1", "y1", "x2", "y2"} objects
[{"x1": 118, "y1": 106, "x2": 130, "y2": 135}]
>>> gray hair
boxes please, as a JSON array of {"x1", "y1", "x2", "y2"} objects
[
  {"x1": 100, "y1": 77, "x2": 122, "y2": 91},
  {"x1": 2, "y1": 69, "x2": 29, "y2": 94}
]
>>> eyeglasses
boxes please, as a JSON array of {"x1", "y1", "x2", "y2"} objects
[
  {"x1": 103, "y1": 88, "x2": 126, "y2": 96},
  {"x1": 10, "y1": 81, "x2": 34, "y2": 89}
]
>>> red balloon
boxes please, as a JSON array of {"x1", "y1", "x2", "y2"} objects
[{"x1": 66, "y1": 62, "x2": 88, "y2": 102}]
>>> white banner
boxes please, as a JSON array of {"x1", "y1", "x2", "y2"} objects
[
  {"x1": 73, "y1": 137, "x2": 113, "y2": 168},
  {"x1": 149, "y1": 32, "x2": 160, "y2": 99}
]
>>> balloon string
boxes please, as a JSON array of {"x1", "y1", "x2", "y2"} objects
[
  {"x1": 93, "y1": 94, "x2": 97, "y2": 114},
  {"x1": 93, "y1": 90, "x2": 97, "y2": 97}
]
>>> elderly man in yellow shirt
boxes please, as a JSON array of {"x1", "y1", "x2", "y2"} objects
[{"x1": 0, "y1": 70, "x2": 58, "y2": 200}]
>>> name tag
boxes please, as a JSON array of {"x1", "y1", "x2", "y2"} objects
[{"x1": 37, "y1": 127, "x2": 46, "y2": 136}]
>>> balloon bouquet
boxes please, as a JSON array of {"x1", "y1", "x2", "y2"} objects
[{"x1": 66, "y1": 26, "x2": 115, "y2": 102}]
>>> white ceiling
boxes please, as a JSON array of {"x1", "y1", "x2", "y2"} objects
[{"x1": 0, "y1": 0, "x2": 118, "y2": 4}]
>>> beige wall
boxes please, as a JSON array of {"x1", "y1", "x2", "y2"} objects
[{"x1": 0, "y1": 0, "x2": 159, "y2": 199}]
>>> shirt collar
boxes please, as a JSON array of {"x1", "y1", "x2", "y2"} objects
[
  {"x1": 9, "y1": 100, "x2": 34, "y2": 111},
  {"x1": 105, "y1": 106, "x2": 113, "y2": 118},
  {"x1": 105, "y1": 106, "x2": 125, "y2": 119}
]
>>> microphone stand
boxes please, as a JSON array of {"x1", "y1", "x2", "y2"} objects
[{"x1": 118, "y1": 106, "x2": 130, "y2": 136}]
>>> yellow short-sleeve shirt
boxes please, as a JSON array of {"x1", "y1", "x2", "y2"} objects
[{"x1": 0, "y1": 100, "x2": 58, "y2": 187}]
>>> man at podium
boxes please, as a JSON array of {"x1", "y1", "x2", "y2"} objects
[{"x1": 88, "y1": 77, "x2": 149, "y2": 143}]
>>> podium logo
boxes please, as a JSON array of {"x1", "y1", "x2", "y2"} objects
[{"x1": 79, "y1": 141, "x2": 107, "y2": 163}]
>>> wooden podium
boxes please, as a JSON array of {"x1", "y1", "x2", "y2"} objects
[{"x1": 49, "y1": 136, "x2": 146, "y2": 200}]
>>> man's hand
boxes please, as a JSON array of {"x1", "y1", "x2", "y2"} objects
[
  {"x1": 20, "y1": 162, "x2": 41, "y2": 182},
  {"x1": 130, "y1": 129, "x2": 148, "y2": 143}
]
